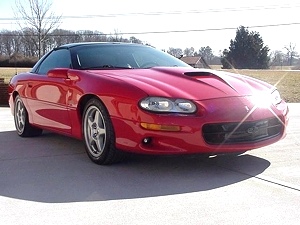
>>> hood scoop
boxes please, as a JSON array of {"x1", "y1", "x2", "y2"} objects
[
  {"x1": 184, "y1": 70, "x2": 239, "y2": 94},
  {"x1": 184, "y1": 71, "x2": 212, "y2": 77}
]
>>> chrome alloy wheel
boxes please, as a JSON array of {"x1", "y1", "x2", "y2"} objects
[
  {"x1": 83, "y1": 105, "x2": 107, "y2": 158},
  {"x1": 15, "y1": 97, "x2": 26, "y2": 134},
  {"x1": 14, "y1": 95, "x2": 43, "y2": 137}
]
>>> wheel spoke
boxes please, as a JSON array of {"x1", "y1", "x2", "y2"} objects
[
  {"x1": 87, "y1": 115, "x2": 93, "y2": 129},
  {"x1": 94, "y1": 137, "x2": 103, "y2": 152},
  {"x1": 94, "y1": 110, "x2": 100, "y2": 125},
  {"x1": 88, "y1": 130, "x2": 94, "y2": 146},
  {"x1": 93, "y1": 127, "x2": 105, "y2": 153},
  {"x1": 98, "y1": 127, "x2": 106, "y2": 136},
  {"x1": 19, "y1": 107, "x2": 25, "y2": 127}
]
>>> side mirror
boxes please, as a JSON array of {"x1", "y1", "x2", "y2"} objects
[{"x1": 47, "y1": 68, "x2": 69, "y2": 78}]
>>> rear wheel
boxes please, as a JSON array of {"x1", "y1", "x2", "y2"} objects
[
  {"x1": 82, "y1": 98, "x2": 123, "y2": 165},
  {"x1": 14, "y1": 95, "x2": 43, "y2": 137}
]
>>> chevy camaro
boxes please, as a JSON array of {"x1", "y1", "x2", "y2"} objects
[{"x1": 8, "y1": 42, "x2": 289, "y2": 164}]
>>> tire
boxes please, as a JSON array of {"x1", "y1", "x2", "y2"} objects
[
  {"x1": 82, "y1": 98, "x2": 123, "y2": 165},
  {"x1": 14, "y1": 95, "x2": 43, "y2": 137}
]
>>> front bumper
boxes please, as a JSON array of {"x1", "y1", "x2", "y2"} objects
[{"x1": 112, "y1": 97, "x2": 289, "y2": 155}]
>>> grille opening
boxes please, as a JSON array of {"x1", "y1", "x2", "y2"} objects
[{"x1": 202, "y1": 117, "x2": 283, "y2": 145}]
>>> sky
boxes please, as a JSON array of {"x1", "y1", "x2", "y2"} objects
[{"x1": 1, "y1": 0, "x2": 300, "y2": 55}]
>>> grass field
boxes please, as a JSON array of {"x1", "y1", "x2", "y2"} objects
[
  {"x1": 0, "y1": 67, "x2": 31, "y2": 83},
  {"x1": 0, "y1": 67, "x2": 299, "y2": 102},
  {"x1": 222, "y1": 69, "x2": 300, "y2": 103}
]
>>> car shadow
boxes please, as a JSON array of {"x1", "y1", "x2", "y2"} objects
[{"x1": 0, "y1": 131, "x2": 270, "y2": 203}]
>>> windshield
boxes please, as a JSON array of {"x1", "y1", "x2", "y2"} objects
[{"x1": 71, "y1": 44, "x2": 190, "y2": 69}]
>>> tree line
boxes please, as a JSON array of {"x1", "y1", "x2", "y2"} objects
[
  {"x1": 1, "y1": 26, "x2": 299, "y2": 69},
  {"x1": 1, "y1": 0, "x2": 299, "y2": 69},
  {"x1": 0, "y1": 27, "x2": 221, "y2": 67},
  {"x1": 0, "y1": 28, "x2": 144, "y2": 67},
  {"x1": 167, "y1": 26, "x2": 299, "y2": 69}
]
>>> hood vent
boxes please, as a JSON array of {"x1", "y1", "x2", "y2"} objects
[
  {"x1": 184, "y1": 70, "x2": 239, "y2": 93},
  {"x1": 184, "y1": 71, "x2": 212, "y2": 77}
]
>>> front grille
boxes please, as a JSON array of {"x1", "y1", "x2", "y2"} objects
[{"x1": 202, "y1": 117, "x2": 283, "y2": 144}]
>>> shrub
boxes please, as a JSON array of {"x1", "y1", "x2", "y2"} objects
[{"x1": 0, "y1": 55, "x2": 38, "y2": 68}]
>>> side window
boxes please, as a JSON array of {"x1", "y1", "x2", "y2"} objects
[{"x1": 37, "y1": 49, "x2": 71, "y2": 75}]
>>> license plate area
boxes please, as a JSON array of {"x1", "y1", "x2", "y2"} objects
[
  {"x1": 246, "y1": 120, "x2": 269, "y2": 139},
  {"x1": 203, "y1": 118, "x2": 282, "y2": 144},
  {"x1": 224, "y1": 120, "x2": 269, "y2": 142}
]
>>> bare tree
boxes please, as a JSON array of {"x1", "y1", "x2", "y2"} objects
[
  {"x1": 269, "y1": 50, "x2": 285, "y2": 68},
  {"x1": 183, "y1": 47, "x2": 195, "y2": 57},
  {"x1": 284, "y1": 43, "x2": 298, "y2": 66},
  {"x1": 198, "y1": 46, "x2": 214, "y2": 64},
  {"x1": 1, "y1": 30, "x2": 15, "y2": 55},
  {"x1": 129, "y1": 36, "x2": 143, "y2": 44},
  {"x1": 167, "y1": 47, "x2": 183, "y2": 58},
  {"x1": 14, "y1": 0, "x2": 61, "y2": 58}
]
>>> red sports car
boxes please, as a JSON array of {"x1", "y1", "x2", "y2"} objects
[{"x1": 8, "y1": 42, "x2": 289, "y2": 164}]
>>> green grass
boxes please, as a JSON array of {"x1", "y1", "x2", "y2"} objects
[{"x1": 1, "y1": 67, "x2": 299, "y2": 102}]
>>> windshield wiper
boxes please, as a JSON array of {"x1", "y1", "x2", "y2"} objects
[{"x1": 82, "y1": 65, "x2": 134, "y2": 70}]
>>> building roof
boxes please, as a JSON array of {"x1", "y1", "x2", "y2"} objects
[
  {"x1": 180, "y1": 56, "x2": 202, "y2": 65},
  {"x1": 180, "y1": 56, "x2": 211, "y2": 68}
]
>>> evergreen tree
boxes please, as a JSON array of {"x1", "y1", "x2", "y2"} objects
[{"x1": 221, "y1": 26, "x2": 270, "y2": 69}]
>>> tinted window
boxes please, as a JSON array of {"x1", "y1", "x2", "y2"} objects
[
  {"x1": 71, "y1": 45, "x2": 190, "y2": 69},
  {"x1": 37, "y1": 49, "x2": 71, "y2": 74}
]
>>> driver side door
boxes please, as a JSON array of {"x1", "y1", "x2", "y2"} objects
[{"x1": 25, "y1": 49, "x2": 72, "y2": 134}]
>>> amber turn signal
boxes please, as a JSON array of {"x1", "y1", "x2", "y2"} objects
[{"x1": 140, "y1": 122, "x2": 180, "y2": 132}]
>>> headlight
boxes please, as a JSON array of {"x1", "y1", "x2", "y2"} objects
[
  {"x1": 251, "y1": 89, "x2": 282, "y2": 108},
  {"x1": 140, "y1": 97, "x2": 197, "y2": 113},
  {"x1": 271, "y1": 89, "x2": 282, "y2": 105}
]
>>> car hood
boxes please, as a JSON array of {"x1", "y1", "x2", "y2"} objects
[{"x1": 90, "y1": 67, "x2": 274, "y2": 100}]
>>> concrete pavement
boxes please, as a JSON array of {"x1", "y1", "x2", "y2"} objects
[{"x1": 0, "y1": 104, "x2": 299, "y2": 225}]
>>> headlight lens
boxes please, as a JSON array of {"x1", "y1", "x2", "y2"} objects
[
  {"x1": 140, "y1": 97, "x2": 197, "y2": 113},
  {"x1": 251, "y1": 89, "x2": 282, "y2": 108},
  {"x1": 271, "y1": 89, "x2": 282, "y2": 105}
]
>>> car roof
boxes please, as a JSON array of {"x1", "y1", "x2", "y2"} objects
[{"x1": 58, "y1": 42, "x2": 142, "y2": 49}]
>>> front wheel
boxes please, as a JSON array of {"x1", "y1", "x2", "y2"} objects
[
  {"x1": 82, "y1": 98, "x2": 123, "y2": 165},
  {"x1": 14, "y1": 95, "x2": 43, "y2": 137}
]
